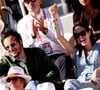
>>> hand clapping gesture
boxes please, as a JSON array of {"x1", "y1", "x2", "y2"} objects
[{"x1": 31, "y1": 13, "x2": 48, "y2": 38}]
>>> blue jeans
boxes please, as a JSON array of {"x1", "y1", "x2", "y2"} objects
[
  {"x1": 64, "y1": 79, "x2": 100, "y2": 90},
  {"x1": 25, "y1": 80, "x2": 39, "y2": 90}
]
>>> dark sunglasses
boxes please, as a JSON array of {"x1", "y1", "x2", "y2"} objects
[
  {"x1": 24, "y1": 0, "x2": 36, "y2": 3},
  {"x1": 6, "y1": 77, "x2": 20, "y2": 83},
  {"x1": 5, "y1": 42, "x2": 17, "y2": 50},
  {"x1": 74, "y1": 30, "x2": 86, "y2": 39}
]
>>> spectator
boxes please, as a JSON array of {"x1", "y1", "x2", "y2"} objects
[
  {"x1": 64, "y1": 22, "x2": 100, "y2": 90},
  {"x1": 0, "y1": 28, "x2": 61, "y2": 89},
  {"x1": 5, "y1": 66, "x2": 31, "y2": 90},
  {"x1": 71, "y1": 0, "x2": 100, "y2": 40},
  {"x1": 17, "y1": 0, "x2": 73, "y2": 80}
]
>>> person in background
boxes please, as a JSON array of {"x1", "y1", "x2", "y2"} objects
[
  {"x1": 71, "y1": 0, "x2": 100, "y2": 40},
  {"x1": 5, "y1": 66, "x2": 31, "y2": 90},
  {"x1": 17, "y1": 0, "x2": 73, "y2": 81},
  {"x1": 0, "y1": 28, "x2": 61, "y2": 90},
  {"x1": 64, "y1": 22, "x2": 100, "y2": 90}
]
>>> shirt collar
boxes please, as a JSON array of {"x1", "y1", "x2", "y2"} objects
[{"x1": 28, "y1": 9, "x2": 44, "y2": 20}]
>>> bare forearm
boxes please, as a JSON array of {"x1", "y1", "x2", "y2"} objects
[{"x1": 54, "y1": 21, "x2": 73, "y2": 55}]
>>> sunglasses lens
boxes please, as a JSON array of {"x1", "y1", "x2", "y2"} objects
[
  {"x1": 6, "y1": 77, "x2": 18, "y2": 83},
  {"x1": 81, "y1": 31, "x2": 86, "y2": 36},
  {"x1": 74, "y1": 31, "x2": 86, "y2": 39}
]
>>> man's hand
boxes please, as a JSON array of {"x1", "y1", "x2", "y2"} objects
[{"x1": 34, "y1": 17, "x2": 48, "y2": 34}]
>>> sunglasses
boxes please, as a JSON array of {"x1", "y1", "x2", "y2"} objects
[
  {"x1": 24, "y1": 0, "x2": 36, "y2": 3},
  {"x1": 74, "y1": 30, "x2": 86, "y2": 39},
  {"x1": 5, "y1": 41, "x2": 17, "y2": 50},
  {"x1": 6, "y1": 77, "x2": 20, "y2": 83}
]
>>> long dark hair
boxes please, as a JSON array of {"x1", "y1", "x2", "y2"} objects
[{"x1": 73, "y1": 22, "x2": 96, "y2": 57}]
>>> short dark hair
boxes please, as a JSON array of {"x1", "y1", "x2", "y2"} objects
[{"x1": 1, "y1": 28, "x2": 22, "y2": 48}]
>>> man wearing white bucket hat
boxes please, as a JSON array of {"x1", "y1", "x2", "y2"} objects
[{"x1": 5, "y1": 66, "x2": 31, "y2": 90}]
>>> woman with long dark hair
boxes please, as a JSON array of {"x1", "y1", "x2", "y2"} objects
[{"x1": 64, "y1": 22, "x2": 100, "y2": 90}]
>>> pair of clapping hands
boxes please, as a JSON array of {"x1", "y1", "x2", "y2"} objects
[
  {"x1": 31, "y1": 14, "x2": 47, "y2": 38},
  {"x1": 31, "y1": 4, "x2": 58, "y2": 37}
]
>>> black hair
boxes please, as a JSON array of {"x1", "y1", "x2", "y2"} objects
[
  {"x1": 71, "y1": 0, "x2": 100, "y2": 13},
  {"x1": 71, "y1": 0, "x2": 83, "y2": 14},
  {"x1": 1, "y1": 28, "x2": 22, "y2": 48},
  {"x1": 91, "y1": 0, "x2": 100, "y2": 9},
  {"x1": 73, "y1": 21, "x2": 96, "y2": 57}
]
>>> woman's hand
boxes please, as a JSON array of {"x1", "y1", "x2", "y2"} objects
[
  {"x1": 90, "y1": 67, "x2": 100, "y2": 85},
  {"x1": 49, "y1": 3, "x2": 58, "y2": 19}
]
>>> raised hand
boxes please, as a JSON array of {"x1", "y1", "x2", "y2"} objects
[{"x1": 49, "y1": 3, "x2": 58, "y2": 19}]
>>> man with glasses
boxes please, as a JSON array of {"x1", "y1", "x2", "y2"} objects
[
  {"x1": 17, "y1": 0, "x2": 74, "y2": 81},
  {"x1": 0, "y1": 28, "x2": 61, "y2": 90}
]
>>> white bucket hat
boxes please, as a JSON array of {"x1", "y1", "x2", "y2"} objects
[
  {"x1": 37, "y1": 82, "x2": 55, "y2": 90},
  {"x1": 5, "y1": 66, "x2": 31, "y2": 83}
]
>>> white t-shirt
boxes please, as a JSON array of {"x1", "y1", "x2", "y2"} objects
[{"x1": 17, "y1": 8, "x2": 66, "y2": 56}]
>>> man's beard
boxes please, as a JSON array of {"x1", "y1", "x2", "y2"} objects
[{"x1": 13, "y1": 52, "x2": 20, "y2": 58}]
